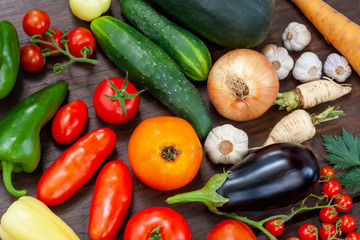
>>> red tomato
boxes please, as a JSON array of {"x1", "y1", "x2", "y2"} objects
[
  {"x1": 265, "y1": 218, "x2": 284, "y2": 237},
  {"x1": 65, "y1": 27, "x2": 96, "y2": 58},
  {"x1": 320, "y1": 166, "x2": 334, "y2": 181},
  {"x1": 346, "y1": 232, "x2": 360, "y2": 240},
  {"x1": 206, "y1": 219, "x2": 257, "y2": 240},
  {"x1": 322, "y1": 179, "x2": 341, "y2": 198},
  {"x1": 319, "y1": 223, "x2": 337, "y2": 240},
  {"x1": 124, "y1": 207, "x2": 192, "y2": 240},
  {"x1": 93, "y1": 76, "x2": 142, "y2": 124},
  {"x1": 51, "y1": 100, "x2": 88, "y2": 144},
  {"x1": 20, "y1": 44, "x2": 45, "y2": 72},
  {"x1": 40, "y1": 28, "x2": 65, "y2": 57},
  {"x1": 319, "y1": 207, "x2": 338, "y2": 223},
  {"x1": 340, "y1": 215, "x2": 357, "y2": 233},
  {"x1": 22, "y1": 9, "x2": 50, "y2": 36},
  {"x1": 334, "y1": 194, "x2": 353, "y2": 212},
  {"x1": 298, "y1": 223, "x2": 318, "y2": 240}
]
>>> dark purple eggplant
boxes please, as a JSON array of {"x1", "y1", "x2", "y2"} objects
[{"x1": 166, "y1": 143, "x2": 320, "y2": 213}]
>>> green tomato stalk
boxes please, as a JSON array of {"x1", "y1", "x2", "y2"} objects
[
  {"x1": 166, "y1": 172, "x2": 342, "y2": 240},
  {"x1": 30, "y1": 28, "x2": 97, "y2": 73}
]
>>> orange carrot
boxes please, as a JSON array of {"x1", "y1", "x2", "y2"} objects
[{"x1": 291, "y1": 0, "x2": 360, "y2": 75}]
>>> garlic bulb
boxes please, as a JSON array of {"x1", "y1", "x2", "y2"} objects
[
  {"x1": 262, "y1": 44, "x2": 294, "y2": 80},
  {"x1": 293, "y1": 52, "x2": 322, "y2": 82},
  {"x1": 204, "y1": 124, "x2": 249, "y2": 165},
  {"x1": 324, "y1": 53, "x2": 352, "y2": 82},
  {"x1": 282, "y1": 22, "x2": 311, "y2": 51}
]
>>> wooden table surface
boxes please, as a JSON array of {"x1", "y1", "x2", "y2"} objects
[{"x1": 1, "y1": 0, "x2": 359, "y2": 239}]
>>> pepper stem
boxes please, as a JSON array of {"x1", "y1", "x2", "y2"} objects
[
  {"x1": 274, "y1": 91, "x2": 299, "y2": 111},
  {"x1": 1, "y1": 160, "x2": 27, "y2": 197},
  {"x1": 311, "y1": 106, "x2": 344, "y2": 125}
]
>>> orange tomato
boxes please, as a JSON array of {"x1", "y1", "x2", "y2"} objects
[{"x1": 128, "y1": 116, "x2": 203, "y2": 191}]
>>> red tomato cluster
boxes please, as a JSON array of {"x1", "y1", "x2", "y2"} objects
[{"x1": 20, "y1": 9, "x2": 96, "y2": 72}]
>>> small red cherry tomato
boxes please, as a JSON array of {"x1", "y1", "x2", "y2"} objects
[
  {"x1": 319, "y1": 207, "x2": 338, "y2": 223},
  {"x1": 124, "y1": 207, "x2": 192, "y2": 240},
  {"x1": 93, "y1": 76, "x2": 143, "y2": 124},
  {"x1": 22, "y1": 9, "x2": 50, "y2": 36},
  {"x1": 51, "y1": 99, "x2": 88, "y2": 144},
  {"x1": 40, "y1": 28, "x2": 65, "y2": 57},
  {"x1": 346, "y1": 232, "x2": 360, "y2": 240},
  {"x1": 298, "y1": 223, "x2": 318, "y2": 240},
  {"x1": 340, "y1": 215, "x2": 357, "y2": 233},
  {"x1": 65, "y1": 27, "x2": 96, "y2": 58},
  {"x1": 265, "y1": 218, "x2": 285, "y2": 237},
  {"x1": 334, "y1": 194, "x2": 353, "y2": 212},
  {"x1": 319, "y1": 223, "x2": 337, "y2": 240},
  {"x1": 320, "y1": 166, "x2": 334, "y2": 181},
  {"x1": 322, "y1": 179, "x2": 341, "y2": 198},
  {"x1": 20, "y1": 44, "x2": 45, "y2": 72},
  {"x1": 206, "y1": 219, "x2": 257, "y2": 240}
]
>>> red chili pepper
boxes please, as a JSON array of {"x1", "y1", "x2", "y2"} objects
[
  {"x1": 88, "y1": 160, "x2": 132, "y2": 240},
  {"x1": 37, "y1": 127, "x2": 117, "y2": 206}
]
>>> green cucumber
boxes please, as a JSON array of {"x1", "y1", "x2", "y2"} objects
[
  {"x1": 120, "y1": 0, "x2": 212, "y2": 81},
  {"x1": 90, "y1": 16, "x2": 212, "y2": 139}
]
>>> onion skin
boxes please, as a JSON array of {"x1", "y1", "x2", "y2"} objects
[{"x1": 207, "y1": 49, "x2": 279, "y2": 121}]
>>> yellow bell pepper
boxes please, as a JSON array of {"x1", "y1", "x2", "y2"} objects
[
  {"x1": 0, "y1": 196, "x2": 79, "y2": 240},
  {"x1": 69, "y1": 0, "x2": 111, "y2": 21}
]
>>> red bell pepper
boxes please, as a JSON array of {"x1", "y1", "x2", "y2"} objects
[
  {"x1": 88, "y1": 160, "x2": 132, "y2": 240},
  {"x1": 37, "y1": 127, "x2": 117, "y2": 206}
]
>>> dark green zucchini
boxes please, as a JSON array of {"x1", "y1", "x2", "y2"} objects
[
  {"x1": 151, "y1": 0, "x2": 275, "y2": 48},
  {"x1": 120, "y1": 0, "x2": 212, "y2": 81},
  {"x1": 90, "y1": 16, "x2": 212, "y2": 139}
]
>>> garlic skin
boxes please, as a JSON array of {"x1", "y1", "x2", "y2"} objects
[
  {"x1": 262, "y1": 44, "x2": 294, "y2": 80},
  {"x1": 282, "y1": 22, "x2": 311, "y2": 51},
  {"x1": 292, "y1": 52, "x2": 322, "y2": 82},
  {"x1": 204, "y1": 124, "x2": 248, "y2": 165},
  {"x1": 324, "y1": 53, "x2": 352, "y2": 82}
]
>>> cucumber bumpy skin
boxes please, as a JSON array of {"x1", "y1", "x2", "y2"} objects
[
  {"x1": 120, "y1": 0, "x2": 212, "y2": 81},
  {"x1": 90, "y1": 16, "x2": 212, "y2": 139}
]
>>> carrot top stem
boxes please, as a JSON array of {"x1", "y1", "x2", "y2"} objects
[
  {"x1": 311, "y1": 106, "x2": 344, "y2": 125},
  {"x1": 274, "y1": 91, "x2": 299, "y2": 111}
]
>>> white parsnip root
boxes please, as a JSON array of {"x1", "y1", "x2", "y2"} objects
[{"x1": 275, "y1": 78, "x2": 351, "y2": 111}]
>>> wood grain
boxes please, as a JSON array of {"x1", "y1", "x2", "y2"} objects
[{"x1": 0, "y1": 0, "x2": 359, "y2": 239}]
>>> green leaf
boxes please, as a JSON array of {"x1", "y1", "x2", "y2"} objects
[
  {"x1": 338, "y1": 168, "x2": 360, "y2": 193},
  {"x1": 321, "y1": 129, "x2": 360, "y2": 169}
]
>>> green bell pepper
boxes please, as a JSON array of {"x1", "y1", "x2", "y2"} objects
[
  {"x1": 0, "y1": 21, "x2": 20, "y2": 100},
  {"x1": 0, "y1": 82, "x2": 68, "y2": 197}
]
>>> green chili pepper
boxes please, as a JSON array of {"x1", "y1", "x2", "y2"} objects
[
  {"x1": 0, "y1": 82, "x2": 68, "y2": 197},
  {"x1": 0, "y1": 21, "x2": 20, "y2": 100}
]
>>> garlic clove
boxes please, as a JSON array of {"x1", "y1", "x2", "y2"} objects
[
  {"x1": 282, "y1": 22, "x2": 311, "y2": 51},
  {"x1": 204, "y1": 124, "x2": 249, "y2": 165},
  {"x1": 324, "y1": 53, "x2": 352, "y2": 82},
  {"x1": 262, "y1": 44, "x2": 294, "y2": 80},
  {"x1": 292, "y1": 52, "x2": 322, "y2": 82}
]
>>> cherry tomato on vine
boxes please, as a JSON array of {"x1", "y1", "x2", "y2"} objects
[
  {"x1": 206, "y1": 219, "x2": 257, "y2": 240},
  {"x1": 298, "y1": 223, "x2": 318, "y2": 240},
  {"x1": 65, "y1": 27, "x2": 96, "y2": 58},
  {"x1": 265, "y1": 218, "x2": 284, "y2": 237},
  {"x1": 340, "y1": 215, "x2": 357, "y2": 233},
  {"x1": 93, "y1": 76, "x2": 143, "y2": 124},
  {"x1": 40, "y1": 28, "x2": 65, "y2": 57},
  {"x1": 20, "y1": 44, "x2": 45, "y2": 72},
  {"x1": 319, "y1": 207, "x2": 338, "y2": 223},
  {"x1": 124, "y1": 207, "x2": 192, "y2": 240},
  {"x1": 334, "y1": 194, "x2": 353, "y2": 212},
  {"x1": 346, "y1": 232, "x2": 360, "y2": 240},
  {"x1": 320, "y1": 166, "x2": 334, "y2": 181},
  {"x1": 51, "y1": 100, "x2": 88, "y2": 144},
  {"x1": 322, "y1": 179, "x2": 341, "y2": 198},
  {"x1": 319, "y1": 223, "x2": 337, "y2": 240},
  {"x1": 22, "y1": 9, "x2": 50, "y2": 36}
]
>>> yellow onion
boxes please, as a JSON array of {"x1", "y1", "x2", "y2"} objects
[{"x1": 207, "y1": 49, "x2": 279, "y2": 121}]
